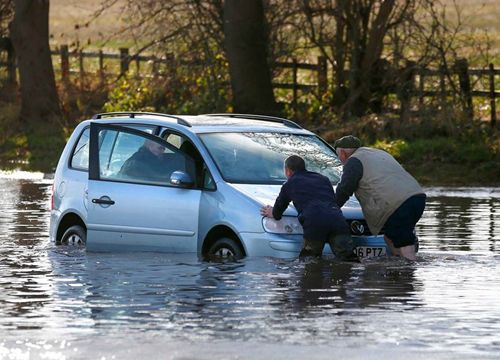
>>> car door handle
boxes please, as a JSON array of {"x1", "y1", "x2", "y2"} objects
[{"x1": 92, "y1": 198, "x2": 115, "y2": 205}]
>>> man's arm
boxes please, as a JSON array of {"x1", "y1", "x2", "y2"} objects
[
  {"x1": 336, "y1": 157, "x2": 363, "y2": 208},
  {"x1": 261, "y1": 182, "x2": 291, "y2": 220},
  {"x1": 272, "y1": 184, "x2": 292, "y2": 220}
]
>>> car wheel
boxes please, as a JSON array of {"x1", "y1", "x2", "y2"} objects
[
  {"x1": 207, "y1": 237, "x2": 244, "y2": 260},
  {"x1": 60, "y1": 225, "x2": 86, "y2": 246}
]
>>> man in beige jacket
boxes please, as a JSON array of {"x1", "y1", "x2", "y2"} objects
[{"x1": 333, "y1": 135, "x2": 426, "y2": 261}]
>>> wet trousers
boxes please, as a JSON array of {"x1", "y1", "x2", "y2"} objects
[{"x1": 299, "y1": 233, "x2": 357, "y2": 261}]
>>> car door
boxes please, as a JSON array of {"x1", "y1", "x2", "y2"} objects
[{"x1": 87, "y1": 123, "x2": 201, "y2": 252}]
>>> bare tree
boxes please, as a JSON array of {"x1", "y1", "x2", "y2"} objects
[
  {"x1": 224, "y1": 0, "x2": 279, "y2": 115},
  {"x1": 0, "y1": 0, "x2": 13, "y2": 84},
  {"x1": 85, "y1": 0, "x2": 280, "y2": 115},
  {"x1": 0, "y1": 0, "x2": 13, "y2": 37},
  {"x1": 291, "y1": 0, "x2": 491, "y2": 119},
  {"x1": 10, "y1": 0, "x2": 64, "y2": 171},
  {"x1": 296, "y1": 0, "x2": 415, "y2": 117},
  {"x1": 82, "y1": 0, "x2": 491, "y2": 120}
]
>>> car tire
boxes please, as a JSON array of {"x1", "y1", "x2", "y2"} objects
[
  {"x1": 207, "y1": 237, "x2": 244, "y2": 260},
  {"x1": 60, "y1": 225, "x2": 86, "y2": 246}
]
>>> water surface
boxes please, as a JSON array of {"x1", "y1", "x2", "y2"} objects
[{"x1": 0, "y1": 173, "x2": 499, "y2": 359}]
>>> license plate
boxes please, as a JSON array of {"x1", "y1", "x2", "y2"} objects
[{"x1": 355, "y1": 246, "x2": 386, "y2": 258}]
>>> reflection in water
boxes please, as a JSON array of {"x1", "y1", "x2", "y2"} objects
[
  {"x1": 0, "y1": 176, "x2": 499, "y2": 358},
  {"x1": 420, "y1": 189, "x2": 500, "y2": 253},
  {"x1": 489, "y1": 198, "x2": 497, "y2": 252},
  {"x1": 0, "y1": 178, "x2": 53, "y2": 331},
  {"x1": 275, "y1": 260, "x2": 421, "y2": 315}
]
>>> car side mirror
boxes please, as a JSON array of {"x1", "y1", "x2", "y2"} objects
[{"x1": 170, "y1": 170, "x2": 194, "y2": 188}]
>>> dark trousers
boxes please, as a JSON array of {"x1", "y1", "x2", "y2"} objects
[
  {"x1": 299, "y1": 233, "x2": 357, "y2": 261},
  {"x1": 384, "y1": 194, "x2": 426, "y2": 248}
]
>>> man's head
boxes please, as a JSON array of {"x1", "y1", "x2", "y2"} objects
[
  {"x1": 333, "y1": 135, "x2": 361, "y2": 165},
  {"x1": 144, "y1": 139, "x2": 165, "y2": 157},
  {"x1": 284, "y1": 155, "x2": 306, "y2": 178}
]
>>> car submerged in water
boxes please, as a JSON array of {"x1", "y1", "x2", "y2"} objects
[{"x1": 49, "y1": 112, "x2": 388, "y2": 259}]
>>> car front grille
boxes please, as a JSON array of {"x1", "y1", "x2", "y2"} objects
[{"x1": 347, "y1": 219, "x2": 384, "y2": 236}]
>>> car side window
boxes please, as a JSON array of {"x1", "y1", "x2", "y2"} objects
[
  {"x1": 164, "y1": 133, "x2": 183, "y2": 149},
  {"x1": 96, "y1": 128, "x2": 195, "y2": 187},
  {"x1": 70, "y1": 128, "x2": 90, "y2": 170},
  {"x1": 161, "y1": 129, "x2": 215, "y2": 190},
  {"x1": 203, "y1": 166, "x2": 216, "y2": 190}
]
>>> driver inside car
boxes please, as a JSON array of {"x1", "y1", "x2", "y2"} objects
[{"x1": 120, "y1": 139, "x2": 194, "y2": 184}]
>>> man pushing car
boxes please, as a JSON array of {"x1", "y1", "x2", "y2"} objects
[
  {"x1": 261, "y1": 155, "x2": 358, "y2": 261},
  {"x1": 333, "y1": 135, "x2": 426, "y2": 261}
]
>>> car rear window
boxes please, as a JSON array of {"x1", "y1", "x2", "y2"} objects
[
  {"x1": 70, "y1": 128, "x2": 90, "y2": 170},
  {"x1": 69, "y1": 125, "x2": 156, "y2": 171}
]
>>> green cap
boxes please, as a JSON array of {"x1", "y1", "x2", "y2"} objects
[{"x1": 333, "y1": 135, "x2": 362, "y2": 154}]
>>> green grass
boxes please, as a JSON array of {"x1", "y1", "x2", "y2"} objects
[
  {"x1": 373, "y1": 136, "x2": 500, "y2": 186},
  {"x1": 0, "y1": 100, "x2": 29, "y2": 169}
]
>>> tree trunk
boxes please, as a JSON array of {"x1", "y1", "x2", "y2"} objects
[
  {"x1": 339, "y1": 0, "x2": 396, "y2": 118},
  {"x1": 223, "y1": 0, "x2": 279, "y2": 115},
  {"x1": 10, "y1": 0, "x2": 64, "y2": 172},
  {"x1": 332, "y1": 0, "x2": 348, "y2": 108},
  {"x1": 357, "y1": 0, "x2": 395, "y2": 113}
]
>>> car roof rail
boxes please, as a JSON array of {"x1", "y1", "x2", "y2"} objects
[
  {"x1": 203, "y1": 113, "x2": 302, "y2": 129},
  {"x1": 92, "y1": 112, "x2": 191, "y2": 127}
]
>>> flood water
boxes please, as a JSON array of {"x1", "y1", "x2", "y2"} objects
[{"x1": 0, "y1": 173, "x2": 499, "y2": 359}]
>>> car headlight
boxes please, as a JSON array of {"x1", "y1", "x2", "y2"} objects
[{"x1": 262, "y1": 216, "x2": 303, "y2": 235}]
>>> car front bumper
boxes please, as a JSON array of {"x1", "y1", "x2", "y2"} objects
[{"x1": 239, "y1": 232, "x2": 389, "y2": 258}]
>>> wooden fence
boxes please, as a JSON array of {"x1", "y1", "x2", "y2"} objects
[
  {"x1": 399, "y1": 59, "x2": 499, "y2": 127},
  {"x1": 0, "y1": 44, "x2": 498, "y2": 126}
]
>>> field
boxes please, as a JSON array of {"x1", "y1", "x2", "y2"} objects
[
  {"x1": 49, "y1": 0, "x2": 500, "y2": 60},
  {"x1": 50, "y1": 0, "x2": 130, "y2": 50}
]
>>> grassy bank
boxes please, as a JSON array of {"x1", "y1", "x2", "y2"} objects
[
  {"x1": 318, "y1": 113, "x2": 499, "y2": 187},
  {"x1": 372, "y1": 137, "x2": 500, "y2": 186}
]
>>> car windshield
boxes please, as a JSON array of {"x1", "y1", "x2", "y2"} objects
[{"x1": 200, "y1": 132, "x2": 342, "y2": 184}]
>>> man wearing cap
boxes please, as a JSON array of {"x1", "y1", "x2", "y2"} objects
[
  {"x1": 261, "y1": 155, "x2": 358, "y2": 261},
  {"x1": 333, "y1": 135, "x2": 426, "y2": 261}
]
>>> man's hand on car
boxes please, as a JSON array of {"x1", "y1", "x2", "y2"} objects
[{"x1": 260, "y1": 205, "x2": 273, "y2": 218}]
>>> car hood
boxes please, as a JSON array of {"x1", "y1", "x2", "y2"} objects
[{"x1": 229, "y1": 183, "x2": 364, "y2": 220}]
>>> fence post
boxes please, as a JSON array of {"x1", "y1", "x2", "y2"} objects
[
  {"x1": 166, "y1": 52, "x2": 175, "y2": 74},
  {"x1": 135, "y1": 56, "x2": 141, "y2": 79},
  {"x1": 317, "y1": 56, "x2": 327, "y2": 97},
  {"x1": 490, "y1": 63, "x2": 497, "y2": 128},
  {"x1": 418, "y1": 67, "x2": 424, "y2": 107},
  {"x1": 152, "y1": 56, "x2": 158, "y2": 79},
  {"x1": 119, "y1": 47, "x2": 129, "y2": 75},
  {"x1": 98, "y1": 49, "x2": 104, "y2": 83},
  {"x1": 399, "y1": 60, "x2": 416, "y2": 122},
  {"x1": 439, "y1": 64, "x2": 447, "y2": 108},
  {"x1": 455, "y1": 58, "x2": 473, "y2": 119},
  {"x1": 79, "y1": 49, "x2": 84, "y2": 84},
  {"x1": 6, "y1": 44, "x2": 16, "y2": 85},
  {"x1": 292, "y1": 59, "x2": 298, "y2": 110},
  {"x1": 60, "y1": 44, "x2": 69, "y2": 82}
]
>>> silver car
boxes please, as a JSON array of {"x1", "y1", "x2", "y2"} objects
[{"x1": 49, "y1": 112, "x2": 388, "y2": 259}]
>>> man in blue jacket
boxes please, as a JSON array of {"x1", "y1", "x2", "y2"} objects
[{"x1": 261, "y1": 155, "x2": 357, "y2": 260}]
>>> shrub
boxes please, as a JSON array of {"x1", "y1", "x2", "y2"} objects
[{"x1": 103, "y1": 78, "x2": 155, "y2": 113}]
